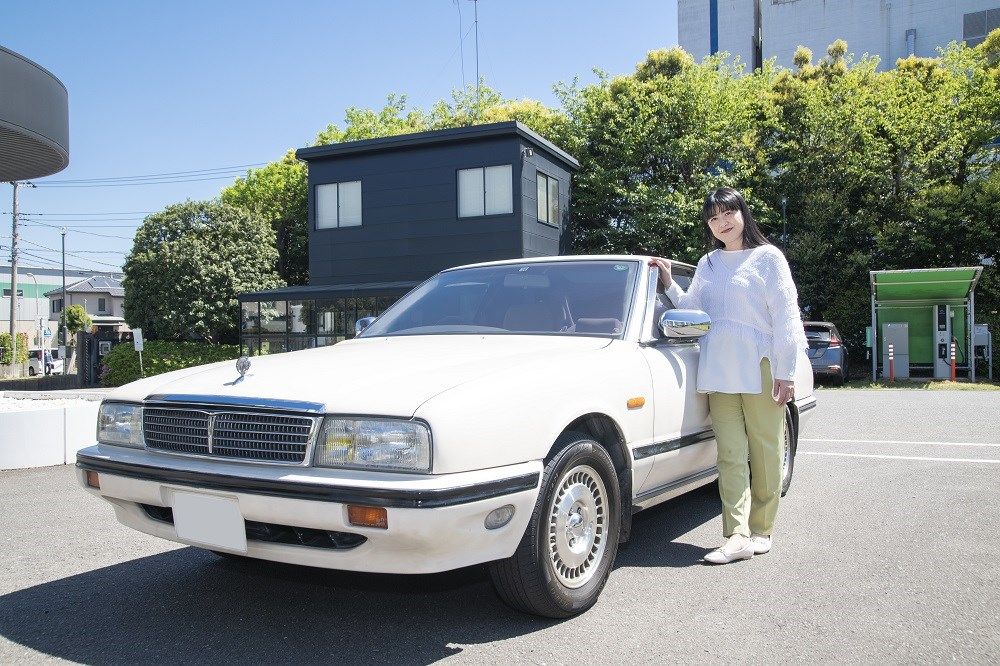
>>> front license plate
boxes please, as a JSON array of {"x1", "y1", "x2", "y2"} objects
[{"x1": 172, "y1": 491, "x2": 247, "y2": 553}]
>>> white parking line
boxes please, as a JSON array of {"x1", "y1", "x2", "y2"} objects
[
  {"x1": 801, "y1": 438, "x2": 1000, "y2": 448},
  {"x1": 801, "y1": 451, "x2": 1000, "y2": 464}
]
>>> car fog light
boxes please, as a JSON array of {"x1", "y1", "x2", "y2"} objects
[
  {"x1": 347, "y1": 505, "x2": 388, "y2": 530},
  {"x1": 484, "y1": 504, "x2": 515, "y2": 530}
]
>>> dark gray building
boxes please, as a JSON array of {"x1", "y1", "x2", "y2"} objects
[{"x1": 239, "y1": 121, "x2": 579, "y2": 355}]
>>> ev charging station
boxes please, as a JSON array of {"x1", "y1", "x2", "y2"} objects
[{"x1": 869, "y1": 267, "x2": 987, "y2": 382}]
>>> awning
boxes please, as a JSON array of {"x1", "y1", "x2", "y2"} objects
[{"x1": 871, "y1": 267, "x2": 982, "y2": 304}]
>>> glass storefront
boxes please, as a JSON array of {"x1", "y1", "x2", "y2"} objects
[{"x1": 239, "y1": 294, "x2": 402, "y2": 356}]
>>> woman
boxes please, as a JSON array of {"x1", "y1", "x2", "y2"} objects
[{"x1": 652, "y1": 187, "x2": 807, "y2": 565}]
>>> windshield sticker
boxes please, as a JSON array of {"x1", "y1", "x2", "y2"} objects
[
  {"x1": 614, "y1": 264, "x2": 628, "y2": 271},
  {"x1": 518, "y1": 267, "x2": 529, "y2": 272}
]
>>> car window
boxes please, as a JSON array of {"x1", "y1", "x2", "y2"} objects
[
  {"x1": 361, "y1": 261, "x2": 640, "y2": 338},
  {"x1": 650, "y1": 263, "x2": 695, "y2": 339},
  {"x1": 804, "y1": 325, "x2": 832, "y2": 341}
]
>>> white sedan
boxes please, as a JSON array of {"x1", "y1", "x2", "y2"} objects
[{"x1": 77, "y1": 255, "x2": 815, "y2": 618}]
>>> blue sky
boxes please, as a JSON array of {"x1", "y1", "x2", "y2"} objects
[{"x1": 2, "y1": 1, "x2": 679, "y2": 272}]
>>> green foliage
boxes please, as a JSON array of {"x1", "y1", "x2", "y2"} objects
[
  {"x1": 122, "y1": 201, "x2": 283, "y2": 344},
  {"x1": 59, "y1": 305, "x2": 93, "y2": 339},
  {"x1": 100, "y1": 340, "x2": 241, "y2": 387},
  {"x1": 0, "y1": 332, "x2": 29, "y2": 365}
]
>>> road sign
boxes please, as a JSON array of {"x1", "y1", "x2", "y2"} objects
[
  {"x1": 43, "y1": 327, "x2": 52, "y2": 338},
  {"x1": 133, "y1": 328, "x2": 144, "y2": 352}
]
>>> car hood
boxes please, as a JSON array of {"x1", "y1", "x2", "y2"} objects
[{"x1": 112, "y1": 335, "x2": 613, "y2": 417}]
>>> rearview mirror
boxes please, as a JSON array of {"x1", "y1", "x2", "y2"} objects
[
  {"x1": 355, "y1": 316, "x2": 377, "y2": 336},
  {"x1": 659, "y1": 309, "x2": 711, "y2": 340}
]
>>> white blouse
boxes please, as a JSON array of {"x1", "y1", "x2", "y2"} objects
[{"x1": 666, "y1": 244, "x2": 808, "y2": 394}]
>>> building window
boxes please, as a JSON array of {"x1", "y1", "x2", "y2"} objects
[
  {"x1": 316, "y1": 180, "x2": 362, "y2": 229},
  {"x1": 3, "y1": 288, "x2": 24, "y2": 298},
  {"x1": 458, "y1": 165, "x2": 513, "y2": 217},
  {"x1": 98, "y1": 297, "x2": 107, "y2": 313},
  {"x1": 52, "y1": 299, "x2": 63, "y2": 313},
  {"x1": 536, "y1": 171, "x2": 560, "y2": 227},
  {"x1": 964, "y1": 9, "x2": 1000, "y2": 47}
]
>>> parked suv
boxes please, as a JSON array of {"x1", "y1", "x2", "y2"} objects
[{"x1": 804, "y1": 321, "x2": 849, "y2": 385}]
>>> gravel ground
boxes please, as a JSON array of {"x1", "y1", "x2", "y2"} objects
[{"x1": 0, "y1": 389, "x2": 997, "y2": 664}]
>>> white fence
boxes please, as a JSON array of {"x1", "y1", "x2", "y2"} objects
[{"x1": 0, "y1": 400, "x2": 101, "y2": 470}]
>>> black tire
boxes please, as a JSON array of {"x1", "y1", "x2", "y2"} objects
[
  {"x1": 488, "y1": 433, "x2": 621, "y2": 619},
  {"x1": 28, "y1": 366, "x2": 36, "y2": 377},
  {"x1": 780, "y1": 409, "x2": 796, "y2": 497}
]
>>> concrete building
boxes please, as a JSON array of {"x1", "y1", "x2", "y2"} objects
[
  {"x1": 239, "y1": 121, "x2": 579, "y2": 354},
  {"x1": 678, "y1": 0, "x2": 1000, "y2": 70}
]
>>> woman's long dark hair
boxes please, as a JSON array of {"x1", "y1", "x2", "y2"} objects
[{"x1": 701, "y1": 187, "x2": 770, "y2": 251}]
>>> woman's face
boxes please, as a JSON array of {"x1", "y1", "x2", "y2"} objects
[{"x1": 707, "y1": 206, "x2": 745, "y2": 248}]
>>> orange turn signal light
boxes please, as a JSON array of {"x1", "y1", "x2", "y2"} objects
[
  {"x1": 347, "y1": 505, "x2": 388, "y2": 529},
  {"x1": 85, "y1": 470, "x2": 101, "y2": 489},
  {"x1": 627, "y1": 397, "x2": 646, "y2": 410}
]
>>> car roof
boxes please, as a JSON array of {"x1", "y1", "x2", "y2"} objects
[
  {"x1": 803, "y1": 321, "x2": 837, "y2": 328},
  {"x1": 444, "y1": 254, "x2": 697, "y2": 272}
]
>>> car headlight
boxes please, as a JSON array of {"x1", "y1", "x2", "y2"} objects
[
  {"x1": 314, "y1": 418, "x2": 431, "y2": 472},
  {"x1": 97, "y1": 402, "x2": 144, "y2": 448}
]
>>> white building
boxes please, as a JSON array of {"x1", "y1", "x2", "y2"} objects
[
  {"x1": 45, "y1": 275, "x2": 128, "y2": 337},
  {"x1": 678, "y1": 0, "x2": 1000, "y2": 70}
]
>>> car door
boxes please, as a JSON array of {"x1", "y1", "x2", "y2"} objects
[{"x1": 633, "y1": 264, "x2": 716, "y2": 500}]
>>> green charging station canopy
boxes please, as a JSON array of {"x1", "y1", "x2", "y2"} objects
[{"x1": 871, "y1": 267, "x2": 982, "y2": 303}]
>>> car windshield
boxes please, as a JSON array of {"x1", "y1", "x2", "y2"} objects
[
  {"x1": 360, "y1": 260, "x2": 640, "y2": 338},
  {"x1": 804, "y1": 326, "x2": 832, "y2": 341}
]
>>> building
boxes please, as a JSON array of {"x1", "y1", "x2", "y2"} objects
[
  {"x1": 45, "y1": 274, "x2": 127, "y2": 337},
  {"x1": 239, "y1": 121, "x2": 579, "y2": 355},
  {"x1": 1, "y1": 265, "x2": 120, "y2": 347},
  {"x1": 678, "y1": 0, "x2": 1000, "y2": 70}
]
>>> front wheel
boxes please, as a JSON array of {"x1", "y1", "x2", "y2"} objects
[{"x1": 488, "y1": 434, "x2": 621, "y2": 618}]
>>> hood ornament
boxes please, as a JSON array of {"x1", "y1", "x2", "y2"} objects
[{"x1": 236, "y1": 355, "x2": 251, "y2": 380}]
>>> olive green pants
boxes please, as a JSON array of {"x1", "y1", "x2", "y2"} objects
[{"x1": 707, "y1": 358, "x2": 785, "y2": 538}]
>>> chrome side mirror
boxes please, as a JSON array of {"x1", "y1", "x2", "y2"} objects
[
  {"x1": 354, "y1": 316, "x2": 377, "y2": 336},
  {"x1": 659, "y1": 309, "x2": 711, "y2": 340}
]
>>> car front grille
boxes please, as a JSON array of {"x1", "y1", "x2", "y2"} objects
[{"x1": 143, "y1": 407, "x2": 317, "y2": 464}]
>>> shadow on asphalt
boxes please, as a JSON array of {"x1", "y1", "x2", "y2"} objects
[{"x1": 0, "y1": 485, "x2": 720, "y2": 664}]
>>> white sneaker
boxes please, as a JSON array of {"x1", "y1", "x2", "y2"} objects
[
  {"x1": 703, "y1": 534, "x2": 754, "y2": 564},
  {"x1": 750, "y1": 534, "x2": 772, "y2": 554}
]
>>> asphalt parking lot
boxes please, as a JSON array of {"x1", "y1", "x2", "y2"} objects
[{"x1": 1, "y1": 389, "x2": 998, "y2": 664}]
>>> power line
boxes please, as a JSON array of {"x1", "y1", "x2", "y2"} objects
[
  {"x1": 35, "y1": 173, "x2": 252, "y2": 188},
  {"x1": 37, "y1": 162, "x2": 267, "y2": 184},
  {"x1": 22, "y1": 219, "x2": 135, "y2": 240},
  {"x1": 4, "y1": 210, "x2": 156, "y2": 216},
  {"x1": 18, "y1": 237, "x2": 125, "y2": 268}
]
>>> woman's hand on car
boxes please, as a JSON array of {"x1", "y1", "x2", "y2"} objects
[
  {"x1": 772, "y1": 379, "x2": 795, "y2": 406},
  {"x1": 650, "y1": 258, "x2": 672, "y2": 287}
]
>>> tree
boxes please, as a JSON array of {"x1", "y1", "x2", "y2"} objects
[
  {"x1": 122, "y1": 201, "x2": 283, "y2": 344},
  {"x1": 221, "y1": 152, "x2": 308, "y2": 285},
  {"x1": 559, "y1": 47, "x2": 777, "y2": 261},
  {"x1": 59, "y1": 305, "x2": 93, "y2": 342}
]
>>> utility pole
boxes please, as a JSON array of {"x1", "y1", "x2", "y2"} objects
[
  {"x1": 61, "y1": 227, "x2": 67, "y2": 353},
  {"x1": 781, "y1": 196, "x2": 788, "y2": 249},
  {"x1": 8, "y1": 182, "x2": 19, "y2": 372},
  {"x1": 473, "y1": 0, "x2": 480, "y2": 116}
]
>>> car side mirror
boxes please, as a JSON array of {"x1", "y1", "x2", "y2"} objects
[
  {"x1": 659, "y1": 309, "x2": 711, "y2": 340},
  {"x1": 355, "y1": 316, "x2": 377, "y2": 336}
]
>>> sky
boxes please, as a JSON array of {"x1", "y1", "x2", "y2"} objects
[{"x1": 2, "y1": 1, "x2": 679, "y2": 274}]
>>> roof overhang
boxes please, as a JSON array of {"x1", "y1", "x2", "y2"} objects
[
  {"x1": 295, "y1": 121, "x2": 580, "y2": 172},
  {"x1": 870, "y1": 267, "x2": 983, "y2": 306},
  {"x1": 0, "y1": 46, "x2": 69, "y2": 181}
]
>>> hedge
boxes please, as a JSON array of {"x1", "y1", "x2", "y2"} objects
[
  {"x1": 100, "y1": 340, "x2": 241, "y2": 387},
  {"x1": 0, "y1": 332, "x2": 30, "y2": 365}
]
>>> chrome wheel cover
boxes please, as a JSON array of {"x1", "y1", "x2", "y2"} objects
[
  {"x1": 780, "y1": 418, "x2": 792, "y2": 487},
  {"x1": 547, "y1": 464, "x2": 608, "y2": 589}
]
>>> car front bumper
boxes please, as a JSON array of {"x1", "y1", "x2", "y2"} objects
[{"x1": 77, "y1": 445, "x2": 541, "y2": 574}]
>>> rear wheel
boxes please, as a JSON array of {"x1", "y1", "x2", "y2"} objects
[
  {"x1": 28, "y1": 366, "x2": 37, "y2": 376},
  {"x1": 488, "y1": 433, "x2": 621, "y2": 618}
]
